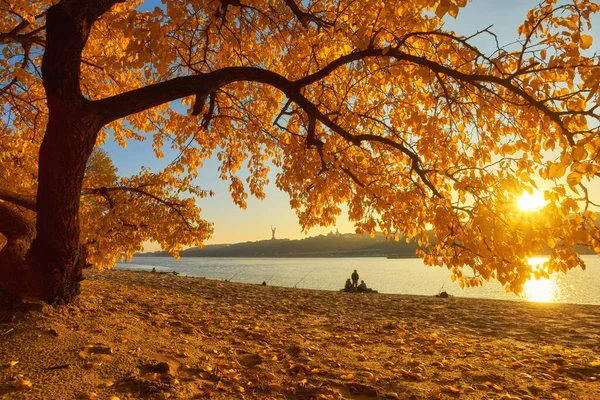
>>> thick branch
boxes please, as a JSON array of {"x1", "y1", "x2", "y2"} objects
[
  {"x1": 0, "y1": 189, "x2": 37, "y2": 212},
  {"x1": 93, "y1": 67, "x2": 297, "y2": 124},
  {"x1": 0, "y1": 201, "x2": 34, "y2": 242},
  {"x1": 93, "y1": 66, "x2": 441, "y2": 195},
  {"x1": 92, "y1": 40, "x2": 583, "y2": 198},
  {"x1": 0, "y1": 201, "x2": 36, "y2": 301},
  {"x1": 96, "y1": 43, "x2": 578, "y2": 146}
]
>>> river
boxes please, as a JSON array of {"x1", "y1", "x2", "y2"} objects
[{"x1": 117, "y1": 255, "x2": 600, "y2": 305}]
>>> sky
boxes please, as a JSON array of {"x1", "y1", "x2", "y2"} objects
[{"x1": 102, "y1": 1, "x2": 600, "y2": 248}]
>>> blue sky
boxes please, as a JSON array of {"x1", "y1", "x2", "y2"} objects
[{"x1": 102, "y1": 1, "x2": 600, "y2": 247}]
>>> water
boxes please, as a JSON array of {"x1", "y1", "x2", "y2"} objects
[{"x1": 117, "y1": 255, "x2": 600, "y2": 305}]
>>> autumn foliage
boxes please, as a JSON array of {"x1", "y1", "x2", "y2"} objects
[{"x1": 0, "y1": 0, "x2": 599, "y2": 302}]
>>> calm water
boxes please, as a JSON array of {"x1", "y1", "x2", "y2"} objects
[{"x1": 117, "y1": 255, "x2": 600, "y2": 305}]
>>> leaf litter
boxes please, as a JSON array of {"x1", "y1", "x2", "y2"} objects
[{"x1": 0, "y1": 269, "x2": 599, "y2": 399}]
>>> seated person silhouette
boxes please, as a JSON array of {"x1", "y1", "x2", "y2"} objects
[
  {"x1": 358, "y1": 280, "x2": 368, "y2": 292},
  {"x1": 344, "y1": 278, "x2": 352, "y2": 291}
]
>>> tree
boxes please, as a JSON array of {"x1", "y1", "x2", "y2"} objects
[
  {"x1": 79, "y1": 148, "x2": 213, "y2": 269},
  {"x1": 0, "y1": 0, "x2": 599, "y2": 303}
]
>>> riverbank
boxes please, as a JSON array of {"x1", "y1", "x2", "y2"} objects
[{"x1": 1, "y1": 270, "x2": 600, "y2": 399}]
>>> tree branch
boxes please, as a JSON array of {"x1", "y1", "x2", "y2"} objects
[
  {"x1": 354, "y1": 134, "x2": 440, "y2": 196},
  {"x1": 93, "y1": 67, "x2": 297, "y2": 125},
  {"x1": 295, "y1": 46, "x2": 577, "y2": 144},
  {"x1": 282, "y1": 0, "x2": 332, "y2": 28},
  {"x1": 201, "y1": 91, "x2": 216, "y2": 131},
  {"x1": 82, "y1": 186, "x2": 195, "y2": 231},
  {"x1": 0, "y1": 189, "x2": 37, "y2": 212},
  {"x1": 0, "y1": 15, "x2": 45, "y2": 47},
  {"x1": 92, "y1": 65, "x2": 442, "y2": 195},
  {"x1": 0, "y1": 201, "x2": 35, "y2": 243},
  {"x1": 91, "y1": 39, "x2": 586, "y2": 199}
]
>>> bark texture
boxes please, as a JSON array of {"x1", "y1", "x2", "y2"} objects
[
  {"x1": 0, "y1": 202, "x2": 36, "y2": 298},
  {"x1": 25, "y1": 1, "x2": 105, "y2": 303},
  {"x1": 0, "y1": 1, "x2": 113, "y2": 303}
]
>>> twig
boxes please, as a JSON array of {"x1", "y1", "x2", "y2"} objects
[{"x1": 46, "y1": 364, "x2": 70, "y2": 370}]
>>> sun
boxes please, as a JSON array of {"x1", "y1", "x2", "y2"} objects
[{"x1": 518, "y1": 192, "x2": 545, "y2": 211}]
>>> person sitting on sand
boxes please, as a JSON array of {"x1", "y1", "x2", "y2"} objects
[
  {"x1": 351, "y1": 270, "x2": 359, "y2": 288},
  {"x1": 344, "y1": 278, "x2": 352, "y2": 291},
  {"x1": 358, "y1": 280, "x2": 369, "y2": 292}
]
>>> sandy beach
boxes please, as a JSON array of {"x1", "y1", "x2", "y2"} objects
[{"x1": 1, "y1": 270, "x2": 600, "y2": 399}]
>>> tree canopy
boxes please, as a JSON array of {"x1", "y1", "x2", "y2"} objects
[{"x1": 0, "y1": 0, "x2": 599, "y2": 301}]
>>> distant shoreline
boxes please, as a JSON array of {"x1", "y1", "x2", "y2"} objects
[
  {"x1": 135, "y1": 232, "x2": 597, "y2": 259},
  {"x1": 134, "y1": 253, "x2": 423, "y2": 258}
]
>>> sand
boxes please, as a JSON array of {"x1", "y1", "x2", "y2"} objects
[{"x1": 1, "y1": 269, "x2": 599, "y2": 399}]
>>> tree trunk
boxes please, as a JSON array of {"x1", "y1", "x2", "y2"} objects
[
  {"x1": 0, "y1": 0, "x2": 165, "y2": 303},
  {"x1": 26, "y1": 109, "x2": 99, "y2": 303},
  {"x1": 0, "y1": 202, "x2": 37, "y2": 300},
  {"x1": 0, "y1": 1, "x2": 105, "y2": 304},
  {"x1": 0, "y1": 112, "x2": 97, "y2": 303}
]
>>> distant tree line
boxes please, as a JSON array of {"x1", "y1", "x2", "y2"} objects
[
  {"x1": 138, "y1": 232, "x2": 421, "y2": 258},
  {"x1": 138, "y1": 228, "x2": 599, "y2": 259}
]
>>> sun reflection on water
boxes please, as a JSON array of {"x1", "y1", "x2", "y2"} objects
[
  {"x1": 521, "y1": 257, "x2": 561, "y2": 303},
  {"x1": 522, "y1": 277, "x2": 559, "y2": 302}
]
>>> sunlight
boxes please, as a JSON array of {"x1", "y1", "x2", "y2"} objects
[
  {"x1": 521, "y1": 257, "x2": 560, "y2": 303},
  {"x1": 518, "y1": 192, "x2": 545, "y2": 211},
  {"x1": 522, "y1": 277, "x2": 558, "y2": 302}
]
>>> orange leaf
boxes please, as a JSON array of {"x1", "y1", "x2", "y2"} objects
[{"x1": 580, "y1": 34, "x2": 593, "y2": 50}]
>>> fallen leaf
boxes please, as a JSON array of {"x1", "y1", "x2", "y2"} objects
[
  {"x1": 237, "y1": 353, "x2": 262, "y2": 368},
  {"x1": 441, "y1": 386, "x2": 461, "y2": 394},
  {"x1": 18, "y1": 380, "x2": 32, "y2": 390}
]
